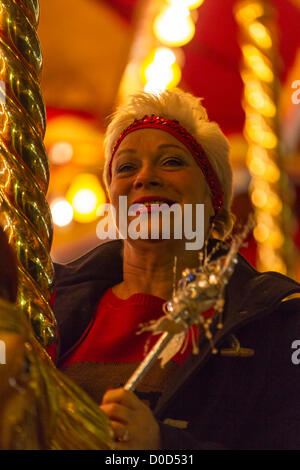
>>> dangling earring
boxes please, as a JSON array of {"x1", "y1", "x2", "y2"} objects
[
  {"x1": 208, "y1": 215, "x2": 216, "y2": 239},
  {"x1": 209, "y1": 215, "x2": 216, "y2": 226}
]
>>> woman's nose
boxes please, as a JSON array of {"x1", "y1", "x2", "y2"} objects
[{"x1": 133, "y1": 166, "x2": 163, "y2": 189}]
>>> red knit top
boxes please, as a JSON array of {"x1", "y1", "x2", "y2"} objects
[{"x1": 59, "y1": 288, "x2": 198, "y2": 406}]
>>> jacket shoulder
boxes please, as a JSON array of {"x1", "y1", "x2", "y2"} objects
[
  {"x1": 52, "y1": 240, "x2": 123, "y2": 360},
  {"x1": 53, "y1": 239, "x2": 123, "y2": 287},
  {"x1": 226, "y1": 253, "x2": 300, "y2": 317}
]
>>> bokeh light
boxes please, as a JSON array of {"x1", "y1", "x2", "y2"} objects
[
  {"x1": 66, "y1": 173, "x2": 106, "y2": 223},
  {"x1": 49, "y1": 142, "x2": 73, "y2": 165},
  {"x1": 167, "y1": 0, "x2": 205, "y2": 9},
  {"x1": 51, "y1": 198, "x2": 73, "y2": 227},
  {"x1": 235, "y1": 2, "x2": 264, "y2": 23},
  {"x1": 242, "y1": 45, "x2": 274, "y2": 82},
  {"x1": 72, "y1": 189, "x2": 98, "y2": 215},
  {"x1": 141, "y1": 48, "x2": 181, "y2": 93},
  {"x1": 154, "y1": 4, "x2": 195, "y2": 47},
  {"x1": 248, "y1": 22, "x2": 272, "y2": 49}
]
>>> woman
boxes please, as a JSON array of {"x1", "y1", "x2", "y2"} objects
[{"x1": 53, "y1": 89, "x2": 300, "y2": 450}]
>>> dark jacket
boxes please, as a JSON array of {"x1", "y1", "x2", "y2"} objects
[{"x1": 53, "y1": 239, "x2": 300, "y2": 450}]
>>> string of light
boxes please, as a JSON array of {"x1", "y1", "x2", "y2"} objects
[
  {"x1": 235, "y1": 0, "x2": 297, "y2": 275},
  {"x1": 119, "y1": 0, "x2": 205, "y2": 99}
]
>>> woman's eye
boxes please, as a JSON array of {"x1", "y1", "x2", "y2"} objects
[
  {"x1": 162, "y1": 157, "x2": 184, "y2": 166},
  {"x1": 116, "y1": 163, "x2": 135, "y2": 173}
]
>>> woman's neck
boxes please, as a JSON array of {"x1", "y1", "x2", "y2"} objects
[{"x1": 113, "y1": 239, "x2": 202, "y2": 300}]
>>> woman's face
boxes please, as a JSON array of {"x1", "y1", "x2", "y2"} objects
[{"x1": 109, "y1": 128, "x2": 214, "y2": 245}]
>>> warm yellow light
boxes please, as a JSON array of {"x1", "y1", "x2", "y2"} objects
[
  {"x1": 247, "y1": 145, "x2": 268, "y2": 162},
  {"x1": 251, "y1": 188, "x2": 268, "y2": 208},
  {"x1": 248, "y1": 94, "x2": 276, "y2": 117},
  {"x1": 260, "y1": 99, "x2": 276, "y2": 118},
  {"x1": 168, "y1": 0, "x2": 205, "y2": 9},
  {"x1": 245, "y1": 82, "x2": 276, "y2": 117},
  {"x1": 256, "y1": 210, "x2": 273, "y2": 224},
  {"x1": 142, "y1": 48, "x2": 181, "y2": 93},
  {"x1": 249, "y1": 22, "x2": 272, "y2": 49},
  {"x1": 261, "y1": 130, "x2": 278, "y2": 149},
  {"x1": 259, "y1": 248, "x2": 287, "y2": 274},
  {"x1": 154, "y1": 5, "x2": 195, "y2": 47},
  {"x1": 145, "y1": 59, "x2": 173, "y2": 84},
  {"x1": 242, "y1": 45, "x2": 274, "y2": 82},
  {"x1": 235, "y1": 2, "x2": 264, "y2": 23},
  {"x1": 254, "y1": 223, "x2": 270, "y2": 243},
  {"x1": 156, "y1": 48, "x2": 177, "y2": 65},
  {"x1": 249, "y1": 156, "x2": 266, "y2": 176},
  {"x1": 72, "y1": 189, "x2": 97, "y2": 215},
  {"x1": 66, "y1": 173, "x2": 106, "y2": 223},
  {"x1": 249, "y1": 127, "x2": 275, "y2": 148},
  {"x1": 246, "y1": 120, "x2": 278, "y2": 148},
  {"x1": 248, "y1": 152, "x2": 280, "y2": 183},
  {"x1": 259, "y1": 246, "x2": 275, "y2": 261},
  {"x1": 264, "y1": 192, "x2": 282, "y2": 216},
  {"x1": 49, "y1": 142, "x2": 73, "y2": 165},
  {"x1": 246, "y1": 123, "x2": 261, "y2": 144},
  {"x1": 253, "y1": 61, "x2": 273, "y2": 82},
  {"x1": 51, "y1": 198, "x2": 73, "y2": 227},
  {"x1": 141, "y1": 48, "x2": 175, "y2": 79},
  {"x1": 268, "y1": 229, "x2": 284, "y2": 249},
  {"x1": 264, "y1": 162, "x2": 280, "y2": 183},
  {"x1": 272, "y1": 261, "x2": 287, "y2": 275},
  {"x1": 247, "y1": 90, "x2": 265, "y2": 109}
]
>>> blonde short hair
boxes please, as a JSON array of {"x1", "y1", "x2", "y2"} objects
[{"x1": 103, "y1": 88, "x2": 234, "y2": 239}]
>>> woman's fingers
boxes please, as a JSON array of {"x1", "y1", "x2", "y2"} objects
[
  {"x1": 100, "y1": 387, "x2": 161, "y2": 449},
  {"x1": 102, "y1": 388, "x2": 140, "y2": 410},
  {"x1": 109, "y1": 420, "x2": 130, "y2": 442},
  {"x1": 100, "y1": 402, "x2": 130, "y2": 424}
]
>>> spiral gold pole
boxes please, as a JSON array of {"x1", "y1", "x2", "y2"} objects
[
  {"x1": 0, "y1": 1, "x2": 113, "y2": 449},
  {"x1": 235, "y1": 0, "x2": 298, "y2": 276},
  {"x1": 0, "y1": 0, "x2": 58, "y2": 355}
]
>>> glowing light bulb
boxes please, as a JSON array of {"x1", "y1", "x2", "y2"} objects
[
  {"x1": 168, "y1": 0, "x2": 204, "y2": 9},
  {"x1": 246, "y1": 116, "x2": 277, "y2": 149},
  {"x1": 268, "y1": 229, "x2": 284, "y2": 249},
  {"x1": 51, "y1": 198, "x2": 73, "y2": 227},
  {"x1": 265, "y1": 192, "x2": 282, "y2": 216},
  {"x1": 246, "y1": 87, "x2": 276, "y2": 117},
  {"x1": 49, "y1": 142, "x2": 73, "y2": 165},
  {"x1": 242, "y1": 45, "x2": 273, "y2": 82},
  {"x1": 154, "y1": 5, "x2": 195, "y2": 47},
  {"x1": 247, "y1": 145, "x2": 268, "y2": 162},
  {"x1": 66, "y1": 173, "x2": 106, "y2": 223},
  {"x1": 142, "y1": 48, "x2": 181, "y2": 93},
  {"x1": 249, "y1": 156, "x2": 266, "y2": 176},
  {"x1": 72, "y1": 189, "x2": 97, "y2": 215},
  {"x1": 261, "y1": 130, "x2": 277, "y2": 149},
  {"x1": 249, "y1": 22, "x2": 272, "y2": 49},
  {"x1": 264, "y1": 163, "x2": 280, "y2": 183},
  {"x1": 235, "y1": 2, "x2": 264, "y2": 23},
  {"x1": 154, "y1": 48, "x2": 176, "y2": 65},
  {"x1": 251, "y1": 188, "x2": 268, "y2": 208},
  {"x1": 254, "y1": 223, "x2": 270, "y2": 243}
]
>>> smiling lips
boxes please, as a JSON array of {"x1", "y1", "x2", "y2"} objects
[{"x1": 131, "y1": 196, "x2": 177, "y2": 213}]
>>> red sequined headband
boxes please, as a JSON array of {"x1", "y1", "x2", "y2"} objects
[{"x1": 109, "y1": 115, "x2": 224, "y2": 214}]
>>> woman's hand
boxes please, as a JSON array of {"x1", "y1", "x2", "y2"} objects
[{"x1": 100, "y1": 387, "x2": 161, "y2": 450}]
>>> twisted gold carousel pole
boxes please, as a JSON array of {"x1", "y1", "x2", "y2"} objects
[
  {"x1": 0, "y1": 0, "x2": 58, "y2": 355},
  {"x1": 0, "y1": 1, "x2": 113, "y2": 449}
]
